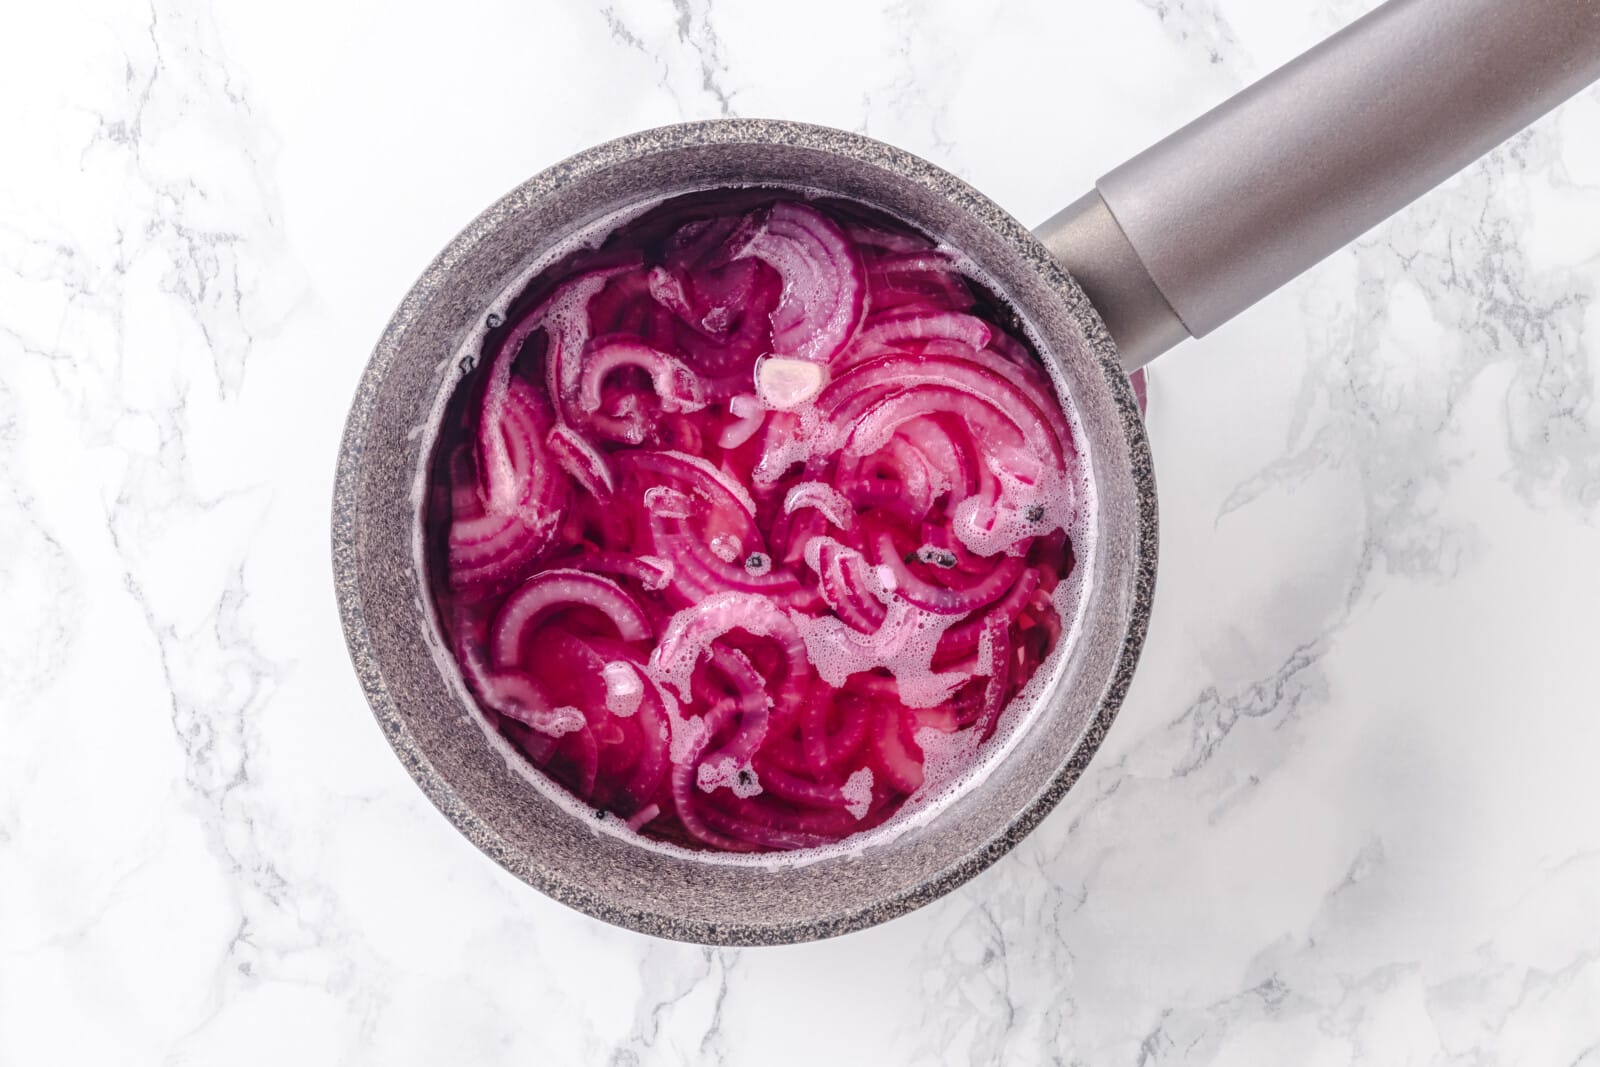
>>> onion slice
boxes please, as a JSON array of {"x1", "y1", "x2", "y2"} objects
[
  {"x1": 490, "y1": 569, "x2": 652, "y2": 668},
  {"x1": 577, "y1": 336, "x2": 707, "y2": 417},
  {"x1": 480, "y1": 672, "x2": 586, "y2": 737},
  {"x1": 733, "y1": 201, "x2": 865, "y2": 365}
]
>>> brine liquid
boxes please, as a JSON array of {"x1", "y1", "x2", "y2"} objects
[{"x1": 423, "y1": 188, "x2": 1094, "y2": 854}]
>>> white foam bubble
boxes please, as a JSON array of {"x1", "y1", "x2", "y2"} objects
[
  {"x1": 549, "y1": 706, "x2": 585, "y2": 735},
  {"x1": 697, "y1": 756, "x2": 763, "y2": 798},
  {"x1": 666, "y1": 701, "x2": 707, "y2": 767},
  {"x1": 710, "y1": 533, "x2": 743, "y2": 563},
  {"x1": 792, "y1": 600, "x2": 965, "y2": 709},
  {"x1": 910, "y1": 725, "x2": 979, "y2": 804},
  {"x1": 842, "y1": 767, "x2": 874, "y2": 820}
]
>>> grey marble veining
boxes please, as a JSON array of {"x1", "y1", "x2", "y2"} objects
[{"x1": 2, "y1": 0, "x2": 1598, "y2": 1063}]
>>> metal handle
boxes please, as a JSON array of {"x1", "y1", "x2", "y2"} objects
[{"x1": 1036, "y1": 0, "x2": 1600, "y2": 370}]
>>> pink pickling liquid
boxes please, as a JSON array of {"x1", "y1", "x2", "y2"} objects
[{"x1": 424, "y1": 189, "x2": 1092, "y2": 853}]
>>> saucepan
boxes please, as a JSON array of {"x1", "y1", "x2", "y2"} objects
[{"x1": 333, "y1": 0, "x2": 1600, "y2": 944}]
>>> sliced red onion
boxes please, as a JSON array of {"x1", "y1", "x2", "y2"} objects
[
  {"x1": 826, "y1": 695, "x2": 873, "y2": 766},
  {"x1": 798, "y1": 690, "x2": 834, "y2": 775},
  {"x1": 586, "y1": 268, "x2": 678, "y2": 345},
  {"x1": 546, "y1": 423, "x2": 615, "y2": 498},
  {"x1": 577, "y1": 336, "x2": 706, "y2": 418},
  {"x1": 535, "y1": 262, "x2": 642, "y2": 424},
  {"x1": 936, "y1": 567, "x2": 1041, "y2": 664},
  {"x1": 803, "y1": 535, "x2": 889, "y2": 634},
  {"x1": 782, "y1": 481, "x2": 854, "y2": 531},
  {"x1": 448, "y1": 380, "x2": 568, "y2": 592},
  {"x1": 622, "y1": 449, "x2": 760, "y2": 526},
  {"x1": 733, "y1": 201, "x2": 864, "y2": 364},
  {"x1": 893, "y1": 414, "x2": 978, "y2": 498},
  {"x1": 862, "y1": 251, "x2": 975, "y2": 315},
  {"x1": 668, "y1": 698, "x2": 757, "y2": 851},
  {"x1": 869, "y1": 702, "x2": 924, "y2": 794},
  {"x1": 752, "y1": 408, "x2": 831, "y2": 488},
  {"x1": 622, "y1": 671, "x2": 672, "y2": 806},
  {"x1": 447, "y1": 508, "x2": 556, "y2": 593},
  {"x1": 717, "y1": 393, "x2": 767, "y2": 448},
  {"x1": 866, "y1": 521, "x2": 1028, "y2": 615},
  {"x1": 819, "y1": 350, "x2": 1064, "y2": 457},
  {"x1": 845, "y1": 385, "x2": 1027, "y2": 466},
  {"x1": 756, "y1": 762, "x2": 856, "y2": 810},
  {"x1": 841, "y1": 222, "x2": 926, "y2": 255},
  {"x1": 974, "y1": 614, "x2": 1013, "y2": 742},
  {"x1": 561, "y1": 718, "x2": 602, "y2": 799},
  {"x1": 843, "y1": 436, "x2": 936, "y2": 519},
  {"x1": 648, "y1": 591, "x2": 807, "y2": 704},
  {"x1": 914, "y1": 338, "x2": 1076, "y2": 461},
  {"x1": 645, "y1": 510, "x2": 806, "y2": 602},
  {"x1": 647, "y1": 265, "x2": 697, "y2": 321},
  {"x1": 857, "y1": 310, "x2": 992, "y2": 351},
  {"x1": 648, "y1": 259, "x2": 779, "y2": 399},
  {"x1": 703, "y1": 646, "x2": 773, "y2": 765},
  {"x1": 695, "y1": 799, "x2": 841, "y2": 851},
  {"x1": 551, "y1": 550, "x2": 675, "y2": 596},
  {"x1": 490, "y1": 569, "x2": 652, "y2": 668},
  {"x1": 476, "y1": 372, "x2": 542, "y2": 514},
  {"x1": 834, "y1": 360, "x2": 1062, "y2": 466},
  {"x1": 479, "y1": 672, "x2": 586, "y2": 737},
  {"x1": 622, "y1": 449, "x2": 805, "y2": 601},
  {"x1": 625, "y1": 802, "x2": 662, "y2": 832},
  {"x1": 540, "y1": 632, "x2": 671, "y2": 810}
]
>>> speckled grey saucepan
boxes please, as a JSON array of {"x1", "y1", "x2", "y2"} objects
[{"x1": 333, "y1": 0, "x2": 1600, "y2": 945}]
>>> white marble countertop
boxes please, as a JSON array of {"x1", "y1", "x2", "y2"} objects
[{"x1": 4, "y1": 0, "x2": 1599, "y2": 1062}]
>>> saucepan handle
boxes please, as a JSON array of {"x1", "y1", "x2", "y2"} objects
[{"x1": 1036, "y1": 0, "x2": 1600, "y2": 371}]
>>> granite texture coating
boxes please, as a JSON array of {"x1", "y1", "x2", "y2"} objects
[{"x1": 4, "y1": 0, "x2": 1600, "y2": 1062}]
